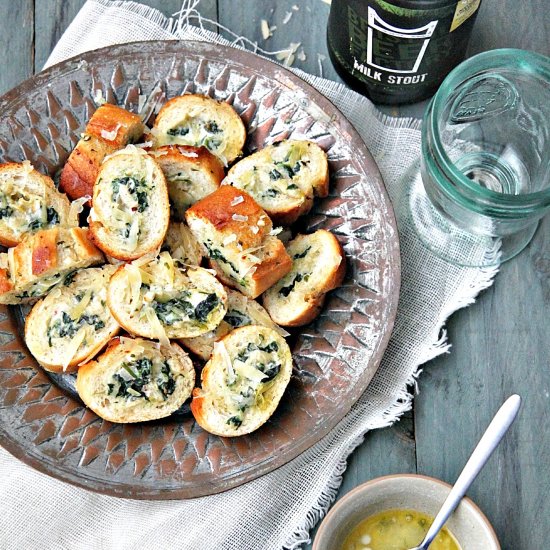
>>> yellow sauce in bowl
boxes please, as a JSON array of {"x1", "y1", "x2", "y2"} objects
[{"x1": 341, "y1": 509, "x2": 461, "y2": 550}]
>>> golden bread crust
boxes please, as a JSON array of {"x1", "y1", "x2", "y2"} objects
[{"x1": 60, "y1": 104, "x2": 145, "y2": 201}]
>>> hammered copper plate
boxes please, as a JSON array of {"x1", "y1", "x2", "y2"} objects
[{"x1": 0, "y1": 41, "x2": 400, "y2": 499}]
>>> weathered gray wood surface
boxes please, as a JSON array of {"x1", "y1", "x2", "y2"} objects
[{"x1": 0, "y1": 1, "x2": 547, "y2": 549}]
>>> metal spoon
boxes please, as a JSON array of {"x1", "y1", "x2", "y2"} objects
[{"x1": 408, "y1": 394, "x2": 521, "y2": 550}]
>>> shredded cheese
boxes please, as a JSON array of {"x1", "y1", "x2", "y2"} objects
[
  {"x1": 145, "y1": 306, "x2": 171, "y2": 348},
  {"x1": 223, "y1": 234, "x2": 237, "y2": 245},
  {"x1": 100, "y1": 123, "x2": 122, "y2": 142},
  {"x1": 234, "y1": 357, "x2": 268, "y2": 383},
  {"x1": 123, "y1": 264, "x2": 142, "y2": 308},
  {"x1": 230, "y1": 195, "x2": 245, "y2": 206},
  {"x1": 232, "y1": 214, "x2": 248, "y2": 222},
  {"x1": 71, "y1": 290, "x2": 92, "y2": 320},
  {"x1": 131, "y1": 249, "x2": 159, "y2": 268},
  {"x1": 159, "y1": 251, "x2": 175, "y2": 285},
  {"x1": 215, "y1": 341, "x2": 236, "y2": 386},
  {"x1": 68, "y1": 196, "x2": 90, "y2": 224},
  {"x1": 93, "y1": 88, "x2": 106, "y2": 106},
  {"x1": 61, "y1": 327, "x2": 86, "y2": 371},
  {"x1": 177, "y1": 147, "x2": 198, "y2": 158},
  {"x1": 260, "y1": 19, "x2": 272, "y2": 39},
  {"x1": 126, "y1": 217, "x2": 140, "y2": 251},
  {"x1": 135, "y1": 140, "x2": 153, "y2": 149},
  {"x1": 249, "y1": 306, "x2": 290, "y2": 338}
]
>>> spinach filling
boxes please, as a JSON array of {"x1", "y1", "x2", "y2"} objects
[
  {"x1": 46, "y1": 310, "x2": 105, "y2": 347},
  {"x1": 203, "y1": 136, "x2": 222, "y2": 151},
  {"x1": 108, "y1": 358, "x2": 153, "y2": 400},
  {"x1": 263, "y1": 188, "x2": 280, "y2": 199},
  {"x1": 227, "y1": 416, "x2": 243, "y2": 428},
  {"x1": 0, "y1": 205, "x2": 14, "y2": 219},
  {"x1": 204, "y1": 242, "x2": 239, "y2": 274},
  {"x1": 167, "y1": 126, "x2": 190, "y2": 137},
  {"x1": 225, "y1": 340, "x2": 281, "y2": 428},
  {"x1": 111, "y1": 176, "x2": 149, "y2": 213},
  {"x1": 293, "y1": 246, "x2": 311, "y2": 260},
  {"x1": 153, "y1": 292, "x2": 220, "y2": 326},
  {"x1": 269, "y1": 169, "x2": 283, "y2": 181},
  {"x1": 157, "y1": 360, "x2": 176, "y2": 398},
  {"x1": 27, "y1": 207, "x2": 60, "y2": 231},
  {"x1": 108, "y1": 358, "x2": 176, "y2": 401},
  {"x1": 271, "y1": 148, "x2": 304, "y2": 180},
  {"x1": 205, "y1": 120, "x2": 221, "y2": 134},
  {"x1": 233, "y1": 341, "x2": 281, "y2": 383},
  {"x1": 224, "y1": 309, "x2": 252, "y2": 328},
  {"x1": 256, "y1": 361, "x2": 281, "y2": 381},
  {"x1": 279, "y1": 273, "x2": 310, "y2": 297},
  {"x1": 63, "y1": 271, "x2": 77, "y2": 286},
  {"x1": 167, "y1": 120, "x2": 221, "y2": 152},
  {"x1": 15, "y1": 272, "x2": 64, "y2": 300}
]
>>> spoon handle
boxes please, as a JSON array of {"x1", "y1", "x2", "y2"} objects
[{"x1": 420, "y1": 394, "x2": 521, "y2": 549}]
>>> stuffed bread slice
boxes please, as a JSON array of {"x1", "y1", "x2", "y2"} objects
[
  {"x1": 185, "y1": 186, "x2": 292, "y2": 299},
  {"x1": 25, "y1": 265, "x2": 120, "y2": 373},
  {"x1": 150, "y1": 145, "x2": 224, "y2": 220},
  {"x1": 191, "y1": 325, "x2": 293, "y2": 436},
  {"x1": 0, "y1": 161, "x2": 78, "y2": 247},
  {"x1": 60, "y1": 103, "x2": 145, "y2": 201},
  {"x1": 89, "y1": 145, "x2": 169, "y2": 261},
  {"x1": 107, "y1": 251, "x2": 227, "y2": 342},
  {"x1": 223, "y1": 140, "x2": 329, "y2": 225},
  {"x1": 151, "y1": 94, "x2": 246, "y2": 165},
  {"x1": 262, "y1": 229, "x2": 346, "y2": 326},
  {"x1": 76, "y1": 336, "x2": 195, "y2": 423},
  {"x1": 0, "y1": 227, "x2": 104, "y2": 305}
]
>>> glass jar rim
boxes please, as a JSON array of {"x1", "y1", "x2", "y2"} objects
[{"x1": 426, "y1": 48, "x2": 550, "y2": 216}]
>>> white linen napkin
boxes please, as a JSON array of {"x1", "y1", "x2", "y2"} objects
[{"x1": 0, "y1": 1, "x2": 498, "y2": 548}]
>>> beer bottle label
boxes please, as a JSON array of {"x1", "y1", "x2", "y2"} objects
[{"x1": 327, "y1": 0, "x2": 482, "y2": 104}]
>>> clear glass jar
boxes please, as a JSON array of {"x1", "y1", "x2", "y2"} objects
[{"x1": 411, "y1": 49, "x2": 550, "y2": 267}]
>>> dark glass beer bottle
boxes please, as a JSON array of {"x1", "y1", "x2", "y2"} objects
[{"x1": 327, "y1": 0, "x2": 482, "y2": 104}]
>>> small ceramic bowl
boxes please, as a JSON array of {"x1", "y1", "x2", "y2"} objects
[{"x1": 313, "y1": 474, "x2": 500, "y2": 550}]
